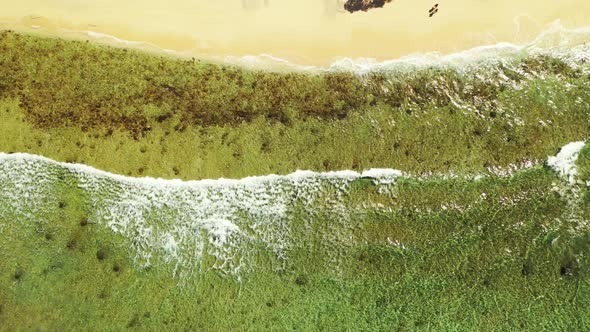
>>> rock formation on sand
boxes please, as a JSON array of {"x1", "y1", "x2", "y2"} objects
[{"x1": 344, "y1": 0, "x2": 393, "y2": 13}]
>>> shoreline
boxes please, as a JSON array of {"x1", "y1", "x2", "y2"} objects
[
  {"x1": 2, "y1": 0, "x2": 590, "y2": 69},
  {"x1": 3, "y1": 20, "x2": 590, "y2": 74}
]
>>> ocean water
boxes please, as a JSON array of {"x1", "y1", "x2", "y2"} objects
[
  {"x1": 2, "y1": 3, "x2": 590, "y2": 329},
  {"x1": 0, "y1": 0, "x2": 589, "y2": 280}
]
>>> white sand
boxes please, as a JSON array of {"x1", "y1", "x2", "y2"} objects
[{"x1": 1, "y1": 0, "x2": 590, "y2": 67}]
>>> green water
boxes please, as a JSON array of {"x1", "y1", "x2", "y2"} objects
[{"x1": 1, "y1": 31, "x2": 590, "y2": 330}]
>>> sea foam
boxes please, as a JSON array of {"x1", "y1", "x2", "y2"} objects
[{"x1": 0, "y1": 143, "x2": 578, "y2": 279}]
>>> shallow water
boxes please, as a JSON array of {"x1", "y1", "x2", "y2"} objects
[{"x1": 2, "y1": 0, "x2": 590, "y2": 68}]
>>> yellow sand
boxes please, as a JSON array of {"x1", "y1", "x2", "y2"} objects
[{"x1": 1, "y1": 0, "x2": 589, "y2": 66}]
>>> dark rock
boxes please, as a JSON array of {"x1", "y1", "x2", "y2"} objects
[
  {"x1": 66, "y1": 239, "x2": 77, "y2": 250},
  {"x1": 344, "y1": 0, "x2": 393, "y2": 13},
  {"x1": 96, "y1": 249, "x2": 107, "y2": 261},
  {"x1": 295, "y1": 274, "x2": 308, "y2": 286}
]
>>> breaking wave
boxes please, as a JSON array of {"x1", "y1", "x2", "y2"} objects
[
  {"x1": 0, "y1": 152, "x2": 403, "y2": 280},
  {"x1": 0, "y1": 148, "x2": 574, "y2": 281}
]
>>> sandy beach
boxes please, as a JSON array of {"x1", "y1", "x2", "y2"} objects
[{"x1": 1, "y1": 0, "x2": 590, "y2": 66}]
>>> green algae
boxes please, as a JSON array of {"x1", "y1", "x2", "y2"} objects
[
  {"x1": 1, "y1": 30, "x2": 590, "y2": 331},
  {"x1": 1, "y1": 32, "x2": 590, "y2": 180},
  {"x1": 0, "y1": 151, "x2": 590, "y2": 330}
]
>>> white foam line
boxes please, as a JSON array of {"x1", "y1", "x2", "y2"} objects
[
  {"x1": 85, "y1": 30, "x2": 146, "y2": 46},
  {"x1": 59, "y1": 28, "x2": 166, "y2": 53},
  {"x1": 547, "y1": 141, "x2": 586, "y2": 184},
  {"x1": 0, "y1": 152, "x2": 403, "y2": 187}
]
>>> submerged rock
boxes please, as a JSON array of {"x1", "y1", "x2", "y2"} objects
[{"x1": 344, "y1": 0, "x2": 393, "y2": 13}]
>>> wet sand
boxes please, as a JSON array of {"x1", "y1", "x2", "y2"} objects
[{"x1": 1, "y1": 0, "x2": 590, "y2": 66}]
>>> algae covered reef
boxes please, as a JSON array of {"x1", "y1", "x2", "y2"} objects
[
  {"x1": 1, "y1": 31, "x2": 590, "y2": 179},
  {"x1": 1, "y1": 31, "x2": 590, "y2": 330},
  {"x1": 2, "y1": 142, "x2": 590, "y2": 330}
]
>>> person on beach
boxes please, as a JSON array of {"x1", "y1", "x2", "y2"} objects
[{"x1": 429, "y1": 3, "x2": 439, "y2": 17}]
